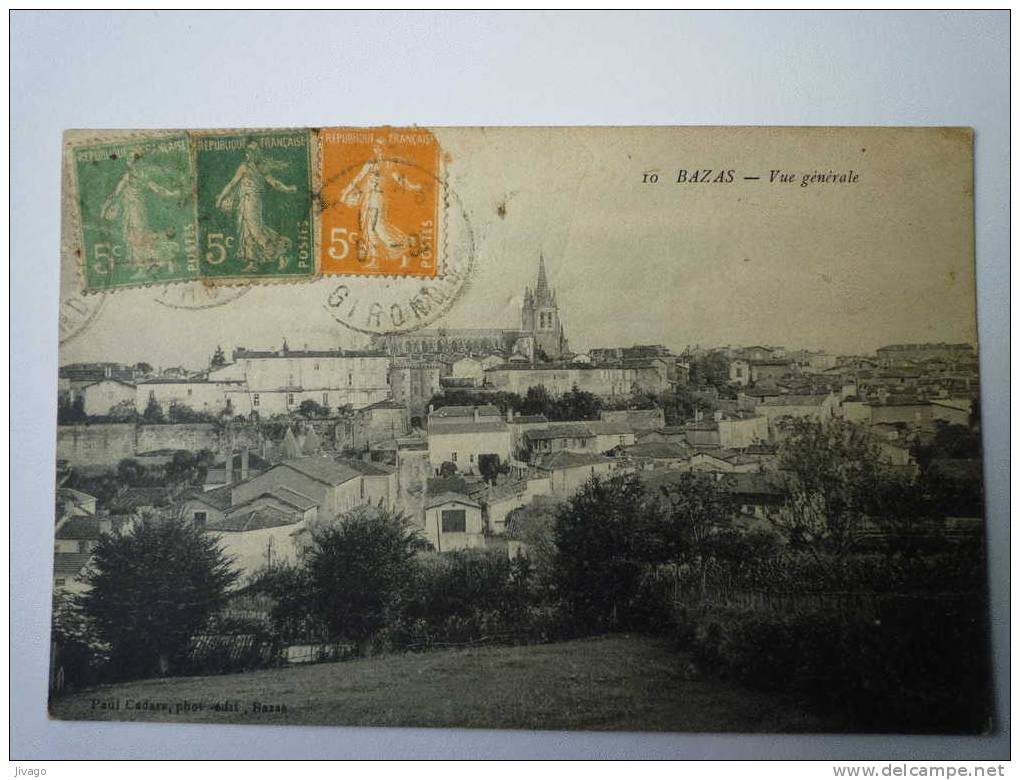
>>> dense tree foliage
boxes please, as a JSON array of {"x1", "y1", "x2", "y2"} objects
[
  {"x1": 553, "y1": 474, "x2": 662, "y2": 631},
  {"x1": 305, "y1": 505, "x2": 419, "y2": 654},
  {"x1": 75, "y1": 514, "x2": 239, "y2": 679},
  {"x1": 773, "y1": 418, "x2": 887, "y2": 558}
]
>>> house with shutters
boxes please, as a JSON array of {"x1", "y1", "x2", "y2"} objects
[
  {"x1": 427, "y1": 405, "x2": 512, "y2": 475},
  {"x1": 424, "y1": 492, "x2": 485, "y2": 552}
]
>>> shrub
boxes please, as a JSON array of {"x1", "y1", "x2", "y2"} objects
[{"x1": 677, "y1": 595, "x2": 992, "y2": 733}]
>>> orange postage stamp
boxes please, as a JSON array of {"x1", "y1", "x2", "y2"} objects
[{"x1": 319, "y1": 127, "x2": 440, "y2": 277}]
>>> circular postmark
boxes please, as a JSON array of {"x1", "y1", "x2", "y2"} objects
[
  {"x1": 59, "y1": 290, "x2": 107, "y2": 346},
  {"x1": 320, "y1": 159, "x2": 475, "y2": 336},
  {"x1": 152, "y1": 282, "x2": 251, "y2": 310}
]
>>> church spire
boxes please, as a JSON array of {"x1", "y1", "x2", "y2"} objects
[{"x1": 535, "y1": 254, "x2": 551, "y2": 305}]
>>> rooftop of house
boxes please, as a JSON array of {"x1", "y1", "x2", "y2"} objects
[
  {"x1": 428, "y1": 421, "x2": 509, "y2": 435},
  {"x1": 359, "y1": 399, "x2": 408, "y2": 412},
  {"x1": 208, "y1": 505, "x2": 302, "y2": 532},
  {"x1": 228, "y1": 488, "x2": 318, "y2": 513},
  {"x1": 56, "y1": 487, "x2": 96, "y2": 508},
  {"x1": 623, "y1": 441, "x2": 692, "y2": 459},
  {"x1": 586, "y1": 420, "x2": 635, "y2": 436},
  {"x1": 877, "y1": 343, "x2": 974, "y2": 352},
  {"x1": 509, "y1": 414, "x2": 550, "y2": 425},
  {"x1": 280, "y1": 456, "x2": 391, "y2": 486},
  {"x1": 343, "y1": 459, "x2": 396, "y2": 477},
  {"x1": 425, "y1": 492, "x2": 481, "y2": 511},
  {"x1": 534, "y1": 450, "x2": 615, "y2": 470},
  {"x1": 426, "y1": 476, "x2": 473, "y2": 496},
  {"x1": 440, "y1": 377, "x2": 481, "y2": 388},
  {"x1": 55, "y1": 514, "x2": 133, "y2": 539},
  {"x1": 524, "y1": 424, "x2": 594, "y2": 442},
  {"x1": 53, "y1": 552, "x2": 93, "y2": 579},
  {"x1": 760, "y1": 394, "x2": 830, "y2": 406},
  {"x1": 109, "y1": 486, "x2": 180, "y2": 512},
  {"x1": 82, "y1": 378, "x2": 137, "y2": 389},
  {"x1": 430, "y1": 404, "x2": 503, "y2": 419},
  {"x1": 233, "y1": 348, "x2": 388, "y2": 359},
  {"x1": 183, "y1": 485, "x2": 233, "y2": 512}
]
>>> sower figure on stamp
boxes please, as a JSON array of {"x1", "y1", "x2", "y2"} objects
[
  {"x1": 339, "y1": 138, "x2": 425, "y2": 269},
  {"x1": 216, "y1": 142, "x2": 298, "y2": 270},
  {"x1": 101, "y1": 151, "x2": 181, "y2": 275}
]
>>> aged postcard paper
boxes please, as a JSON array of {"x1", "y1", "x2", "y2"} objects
[{"x1": 51, "y1": 126, "x2": 989, "y2": 734}]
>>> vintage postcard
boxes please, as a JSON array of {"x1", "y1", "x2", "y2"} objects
[{"x1": 51, "y1": 126, "x2": 990, "y2": 735}]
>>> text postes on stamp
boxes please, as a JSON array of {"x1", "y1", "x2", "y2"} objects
[
  {"x1": 73, "y1": 135, "x2": 197, "y2": 292},
  {"x1": 195, "y1": 130, "x2": 314, "y2": 281},
  {"x1": 319, "y1": 127, "x2": 440, "y2": 278}
]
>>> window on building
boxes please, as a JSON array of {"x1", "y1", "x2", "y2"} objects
[
  {"x1": 469, "y1": 453, "x2": 474, "y2": 463},
  {"x1": 252, "y1": 394, "x2": 260, "y2": 408},
  {"x1": 55, "y1": 578, "x2": 66, "y2": 587},
  {"x1": 77, "y1": 540, "x2": 88, "y2": 553},
  {"x1": 314, "y1": 363, "x2": 320, "y2": 371},
  {"x1": 441, "y1": 509, "x2": 467, "y2": 533},
  {"x1": 451, "y1": 452, "x2": 458, "y2": 462},
  {"x1": 187, "y1": 388, "x2": 193, "y2": 396},
  {"x1": 194, "y1": 511, "x2": 207, "y2": 527},
  {"x1": 287, "y1": 393, "x2": 295, "y2": 406},
  {"x1": 348, "y1": 373, "x2": 353, "y2": 386},
  {"x1": 322, "y1": 392, "x2": 329, "y2": 406}
]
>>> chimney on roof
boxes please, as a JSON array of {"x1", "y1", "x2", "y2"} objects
[
  {"x1": 507, "y1": 406, "x2": 514, "y2": 423},
  {"x1": 473, "y1": 407, "x2": 480, "y2": 423},
  {"x1": 240, "y1": 447, "x2": 250, "y2": 480},
  {"x1": 104, "y1": 365, "x2": 112, "y2": 378}
]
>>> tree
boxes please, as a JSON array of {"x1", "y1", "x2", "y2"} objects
[
  {"x1": 167, "y1": 403, "x2": 212, "y2": 424},
  {"x1": 688, "y1": 351, "x2": 731, "y2": 390},
  {"x1": 477, "y1": 453, "x2": 506, "y2": 483},
  {"x1": 305, "y1": 505, "x2": 419, "y2": 655},
  {"x1": 298, "y1": 399, "x2": 329, "y2": 419},
  {"x1": 58, "y1": 395, "x2": 86, "y2": 424},
  {"x1": 504, "y1": 496, "x2": 563, "y2": 586},
  {"x1": 439, "y1": 461, "x2": 458, "y2": 478},
  {"x1": 772, "y1": 418, "x2": 885, "y2": 560},
  {"x1": 553, "y1": 474, "x2": 662, "y2": 631},
  {"x1": 142, "y1": 395, "x2": 165, "y2": 423},
  {"x1": 116, "y1": 458, "x2": 150, "y2": 486},
  {"x1": 76, "y1": 513, "x2": 239, "y2": 679},
  {"x1": 553, "y1": 385, "x2": 602, "y2": 421},
  {"x1": 133, "y1": 362, "x2": 154, "y2": 375},
  {"x1": 520, "y1": 385, "x2": 554, "y2": 417},
  {"x1": 107, "y1": 399, "x2": 137, "y2": 422},
  {"x1": 648, "y1": 473, "x2": 737, "y2": 565},
  {"x1": 210, "y1": 345, "x2": 226, "y2": 368}
]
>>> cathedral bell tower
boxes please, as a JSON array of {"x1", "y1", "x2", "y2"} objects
[{"x1": 521, "y1": 255, "x2": 568, "y2": 361}]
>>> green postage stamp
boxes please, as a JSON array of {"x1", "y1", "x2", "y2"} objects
[
  {"x1": 195, "y1": 130, "x2": 314, "y2": 281},
  {"x1": 68, "y1": 130, "x2": 315, "y2": 291},
  {"x1": 73, "y1": 134, "x2": 198, "y2": 290}
]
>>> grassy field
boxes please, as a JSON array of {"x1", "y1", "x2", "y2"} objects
[{"x1": 50, "y1": 634, "x2": 833, "y2": 732}]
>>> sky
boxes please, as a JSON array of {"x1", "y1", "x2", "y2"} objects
[{"x1": 60, "y1": 126, "x2": 978, "y2": 370}]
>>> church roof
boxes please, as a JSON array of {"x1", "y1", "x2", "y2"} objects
[{"x1": 533, "y1": 254, "x2": 555, "y2": 307}]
